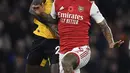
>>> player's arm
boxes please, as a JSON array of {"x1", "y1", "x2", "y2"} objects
[
  {"x1": 90, "y1": 2, "x2": 124, "y2": 48},
  {"x1": 29, "y1": 0, "x2": 58, "y2": 24},
  {"x1": 29, "y1": 0, "x2": 59, "y2": 37},
  {"x1": 29, "y1": 4, "x2": 59, "y2": 35},
  {"x1": 29, "y1": 6, "x2": 46, "y2": 23},
  {"x1": 98, "y1": 19, "x2": 115, "y2": 48}
]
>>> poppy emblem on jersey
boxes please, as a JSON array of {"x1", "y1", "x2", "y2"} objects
[
  {"x1": 78, "y1": 6, "x2": 84, "y2": 12},
  {"x1": 68, "y1": 6, "x2": 74, "y2": 12}
]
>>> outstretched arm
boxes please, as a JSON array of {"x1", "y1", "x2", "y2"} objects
[
  {"x1": 97, "y1": 19, "x2": 124, "y2": 48},
  {"x1": 29, "y1": 0, "x2": 59, "y2": 37},
  {"x1": 98, "y1": 19, "x2": 114, "y2": 47},
  {"x1": 29, "y1": 0, "x2": 58, "y2": 24},
  {"x1": 90, "y1": 2, "x2": 124, "y2": 48}
]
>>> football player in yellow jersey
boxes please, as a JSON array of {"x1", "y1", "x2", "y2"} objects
[{"x1": 25, "y1": 0, "x2": 59, "y2": 73}]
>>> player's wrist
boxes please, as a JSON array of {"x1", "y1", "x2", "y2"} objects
[{"x1": 108, "y1": 40, "x2": 115, "y2": 48}]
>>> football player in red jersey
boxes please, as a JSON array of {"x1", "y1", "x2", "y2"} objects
[{"x1": 34, "y1": 0, "x2": 124, "y2": 73}]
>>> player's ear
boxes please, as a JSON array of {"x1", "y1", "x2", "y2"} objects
[
  {"x1": 41, "y1": 2, "x2": 44, "y2": 7},
  {"x1": 42, "y1": 0, "x2": 46, "y2": 3}
]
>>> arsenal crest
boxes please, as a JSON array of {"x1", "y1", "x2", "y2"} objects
[{"x1": 78, "y1": 6, "x2": 84, "y2": 12}]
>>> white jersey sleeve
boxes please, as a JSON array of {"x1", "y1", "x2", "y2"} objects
[
  {"x1": 90, "y1": 2, "x2": 104, "y2": 23},
  {"x1": 50, "y1": 2, "x2": 56, "y2": 19}
]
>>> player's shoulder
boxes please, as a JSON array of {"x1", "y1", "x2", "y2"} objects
[
  {"x1": 45, "y1": 0, "x2": 53, "y2": 3},
  {"x1": 85, "y1": 0, "x2": 95, "y2": 5},
  {"x1": 88, "y1": 0, "x2": 95, "y2": 4}
]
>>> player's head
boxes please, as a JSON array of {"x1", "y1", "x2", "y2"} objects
[
  {"x1": 32, "y1": 0, "x2": 46, "y2": 5},
  {"x1": 31, "y1": 0, "x2": 45, "y2": 11}
]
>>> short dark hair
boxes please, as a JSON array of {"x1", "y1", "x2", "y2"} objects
[{"x1": 31, "y1": 0, "x2": 46, "y2": 5}]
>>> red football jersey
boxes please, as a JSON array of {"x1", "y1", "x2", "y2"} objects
[{"x1": 54, "y1": 0, "x2": 92, "y2": 53}]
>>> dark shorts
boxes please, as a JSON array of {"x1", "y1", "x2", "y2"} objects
[{"x1": 27, "y1": 34, "x2": 59, "y2": 65}]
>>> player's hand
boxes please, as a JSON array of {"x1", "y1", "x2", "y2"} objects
[
  {"x1": 109, "y1": 40, "x2": 124, "y2": 48},
  {"x1": 31, "y1": 3, "x2": 44, "y2": 15}
]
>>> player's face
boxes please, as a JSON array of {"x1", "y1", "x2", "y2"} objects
[
  {"x1": 32, "y1": 3, "x2": 44, "y2": 10},
  {"x1": 32, "y1": 3, "x2": 45, "y2": 15}
]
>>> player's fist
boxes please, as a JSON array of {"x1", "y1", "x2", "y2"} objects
[
  {"x1": 31, "y1": 3, "x2": 44, "y2": 15},
  {"x1": 109, "y1": 40, "x2": 124, "y2": 48}
]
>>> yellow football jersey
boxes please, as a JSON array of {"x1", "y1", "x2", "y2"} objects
[{"x1": 33, "y1": 0, "x2": 56, "y2": 39}]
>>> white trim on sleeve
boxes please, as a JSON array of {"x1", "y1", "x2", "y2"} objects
[
  {"x1": 90, "y1": 2, "x2": 104, "y2": 23},
  {"x1": 50, "y1": 2, "x2": 56, "y2": 19}
]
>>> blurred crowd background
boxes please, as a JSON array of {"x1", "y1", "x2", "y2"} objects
[{"x1": 0, "y1": 0, "x2": 130, "y2": 73}]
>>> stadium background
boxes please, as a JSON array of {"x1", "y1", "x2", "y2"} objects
[{"x1": 0, "y1": 0, "x2": 130, "y2": 73}]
